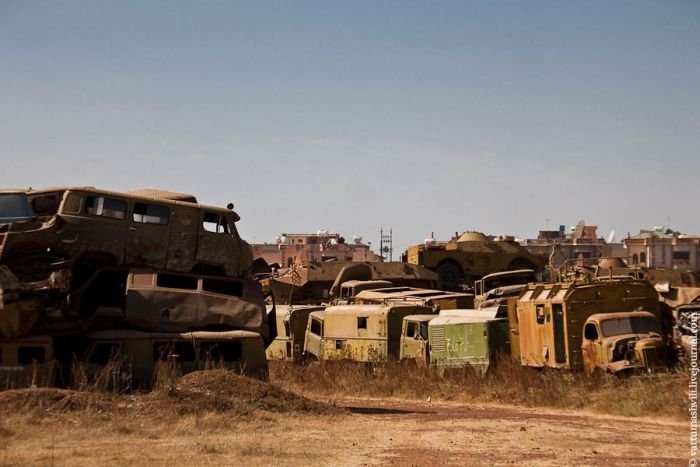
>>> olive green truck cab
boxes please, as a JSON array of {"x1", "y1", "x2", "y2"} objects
[
  {"x1": 426, "y1": 314, "x2": 510, "y2": 375},
  {"x1": 400, "y1": 310, "x2": 510, "y2": 375},
  {"x1": 303, "y1": 304, "x2": 436, "y2": 363}
]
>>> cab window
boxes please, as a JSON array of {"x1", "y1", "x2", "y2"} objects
[
  {"x1": 153, "y1": 342, "x2": 195, "y2": 362},
  {"x1": 200, "y1": 341, "x2": 242, "y2": 362},
  {"x1": 133, "y1": 202, "x2": 170, "y2": 225},
  {"x1": 584, "y1": 323, "x2": 599, "y2": 340},
  {"x1": 88, "y1": 343, "x2": 121, "y2": 364},
  {"x1": 310, "y1": 318, "x2": 323, "y2": 336},
  {"x1": 18, "y1": 346, "x2": 46, "y2": 364},
  {"x1": 85, "y1": 196, "x2": 126, "y2": 220},
  {"x1": 202, "y1": 212, "x2": 229, "y2": 233}
]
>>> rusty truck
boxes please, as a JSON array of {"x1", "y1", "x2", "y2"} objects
[{"x1": 515, "y1": 278, "x2": 668, "y2": 374}]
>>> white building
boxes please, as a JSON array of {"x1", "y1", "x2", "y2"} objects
[{"x1": 623, "y1": 228, "x2": 700, "y2": 269}]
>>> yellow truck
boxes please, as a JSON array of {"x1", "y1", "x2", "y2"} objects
[
  {"x1": 516, "y1": 278, "x2": 667, "y2": 373},
  {"x1": 303, "y1": 304, "x2": 436, "y2": 363}
]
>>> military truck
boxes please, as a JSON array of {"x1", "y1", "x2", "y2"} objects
[
  {"x1": 333, "y1": 280, "x2": 394, "y2": 304},
  {"x1": 0, "y1": 334, "x2": 56, "y2": 388},
  {"x1": 83, "y1": 329, "x2": 268, "y2": 388},
  {"x1": 474, "y1": 269, "x2": 537, "y2": 309},
  {"x1": 675, "y1": 303, "x2": 700, "y2": 361},
  {"x1": 581, "y1": 311, "x2": 666, "y2": 374},
  {"x1": 516, "y1": 278, "x2": 667, "y2": 372},
  {"x1": 427, "y1": 314, "x2": 510, "y2": 375},
  {"x1": 400, "y1": 309, "x2": 510, "y2": 374},
  {"x1": 266, "y1": 304, "x2": 325, "y2": 361},
  {"x1": 0, "y1": 190, "x2": 33, "y2": 224},
  {"x1": 261, "y1": 261, "x2": 439, "y2": 305},
  {"x1": 403, "y1": 232, "x2": 546, "y2": 289},
  {"x1": 1, "y1": 186, "x2": 253, "y2": 280},
  {"x1": 303, "y1": 304, "x2": 436, "y2": 363},
  {"x1": 352, "y1": 287, "x2": 475, "y2": 310},
  {"x1": 399, "y1": 314, "x2": 434, "y2": 365}
]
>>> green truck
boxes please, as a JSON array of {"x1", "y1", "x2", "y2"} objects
[{"x1": 400, "y1": 310, "x2": 510, "y2": 375}]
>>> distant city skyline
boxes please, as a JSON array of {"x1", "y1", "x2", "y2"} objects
[{"x1": 1, "y1": 1, "x2": 698, "y2": 254}]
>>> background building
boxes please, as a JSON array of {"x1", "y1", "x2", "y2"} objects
[
  {"x1": 524, "y1": 222, "x2": 624, "y2": 268},
  {"x1": 252, "y1": 231, "x2": 381, "y2": 267},
  {"x1": 624, "y1": 227, "x2": 700, "y2": 269}
]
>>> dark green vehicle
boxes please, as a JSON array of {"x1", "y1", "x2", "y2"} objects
[{"x1": 428, "y1": 313, "x2": 510, "y2": 375}]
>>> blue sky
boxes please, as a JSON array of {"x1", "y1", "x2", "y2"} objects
[{"x1": 1, "y1": 1, "x2": 698, "y2": 253}]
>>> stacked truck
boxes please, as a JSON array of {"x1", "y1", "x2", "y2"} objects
[{"x1": 0, "y1": 186, "x2": 270, "y2": 387}]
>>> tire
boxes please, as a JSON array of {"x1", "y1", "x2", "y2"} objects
[{"x1": 436, "y1": 261, "x2": 463, "y2": 290}]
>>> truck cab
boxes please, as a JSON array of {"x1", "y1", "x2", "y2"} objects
[
  {"x1": 399, "y1": 314, "x2": 435, "y2": 366},
  {"x1": 581, "y1": 311, "x2": 667, "y2": 374}
]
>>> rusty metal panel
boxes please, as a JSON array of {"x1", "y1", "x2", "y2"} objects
[{"x1": 123, "y1": 271, "x2": 267, "y2": 339}]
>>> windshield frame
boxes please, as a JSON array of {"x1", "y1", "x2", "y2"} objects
[{"x1": 599, "y1": 316, "x2": 660, "y2": 337}]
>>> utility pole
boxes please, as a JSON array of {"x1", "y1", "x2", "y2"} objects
[{"x1": 380, "y1": 228, "x2": 393, "y2": 262}]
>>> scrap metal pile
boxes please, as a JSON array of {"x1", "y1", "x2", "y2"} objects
[
  {"x1": 1, "y1": 185, "x2": 697, "y2": 388},
  {"x1": 0, "y1": 187, "x2": 270, "y2": 386}
]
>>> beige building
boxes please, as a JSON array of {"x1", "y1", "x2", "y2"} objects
[
  {"x1": 252, "y1": 231, "x2": 382, "y2": 267},
  {"x1": 524, "y1": 223, "x2": 623, "y2": 268},
  {"x1": 623, "y1": 228, "x2": 700, "y2": 269}
]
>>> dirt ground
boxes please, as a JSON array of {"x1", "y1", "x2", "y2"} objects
[{"x1": 0, "y1": 394, "x2": 687, "y2": 466}]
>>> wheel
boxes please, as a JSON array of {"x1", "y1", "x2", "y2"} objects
[{"x1": 436, "y1": 262, "x2": 463, "y2": 290}]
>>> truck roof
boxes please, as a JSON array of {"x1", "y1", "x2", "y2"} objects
[
  {"x1": 438, "y1": 309, "x2": 499, "y2": 319},
  {"x1": 26, "y1": 186, "x2": 241, "y2": 221},
  {"x1": 586, "y1": 310, "x2": 657, "y2": 322},
  {"x1": 87, "y1": 329, "x2": 262, "y2": 340},
  {"x1": 314, "y1": 303, "x2": 434, "y2": 318},
  {"x1": 430, "y1": 315, "x2": 504, "y2": 326}
]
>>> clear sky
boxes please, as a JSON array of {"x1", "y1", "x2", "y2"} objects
[{"x1": 1, "y1": 1, "x2": 698, "y2": 254}]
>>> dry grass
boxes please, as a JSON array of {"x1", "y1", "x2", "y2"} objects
[
  {"x1": 269, "y1": 357, "x2": 689, "y2": 420},
  {"x1": 0, "y1": 366, "x2": 688, "y2": 465}
]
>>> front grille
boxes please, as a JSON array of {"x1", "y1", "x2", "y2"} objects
[
  {"x1": 642, "y1": 348, "x2": 657, "y2": 369},
  {"x1": 430, "y1": 326, "x2": 446, "y2": 352}
]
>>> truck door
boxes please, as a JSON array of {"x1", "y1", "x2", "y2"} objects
[
  {"x1": 553, "y1": 304, "x2": 566, "y2": 364},
  {"x1": 126, "y1": 201, "x2": 171, "y2": 269},
  {"x1": 58, "y1": 192, "x2": 129, "y2": 265},
  {"x1": 166, "y1": 205, "x2": 199, "y2": 273},
  {"x1": 196, "y1": 211, "x2": 241, "y2": 276}
]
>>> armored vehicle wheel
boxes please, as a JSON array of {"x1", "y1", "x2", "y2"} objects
[{"x1": 436, "y1": 262, "x2": 463, "y2": 290}]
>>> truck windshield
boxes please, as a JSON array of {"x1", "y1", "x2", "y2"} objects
[
  {"x1": 0, "y1": 193, "x2": 32, "y2": 223},
  {"x1": 600, "y1": 316, "x2": 659, "y2": 337}
]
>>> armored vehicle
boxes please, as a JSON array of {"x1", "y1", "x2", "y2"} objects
[
  {"x1": 1, "y1": 186, "x2": 253, "y2": 280},
  {"x1": 303, "y1": 304, "x2": 436, "y2": 363},
  {"x1": 84, "y1": 329, "x2": 268, "y2": 388},
  {"x1": 266, "y1": 304, "x2": 325, "y2": 361},
  {"x1": 516, "y1": 278, "x2": 665, "y2": 372},
  {"x1": 403, "y1": 232, "x2": 546, "y2": 289},
  {"x1": 581, "y1": 311, "x2": 666, "y2": 374}
]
